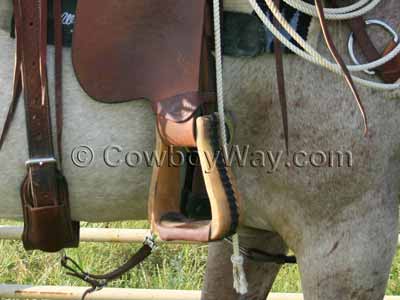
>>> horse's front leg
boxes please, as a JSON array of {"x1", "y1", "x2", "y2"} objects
[
  {"x1": 298, "y1": 189, "x2": 398, "y2": 300},
  {"x1": 201, "y1": 228, "x2": 287, "y2": 300}
]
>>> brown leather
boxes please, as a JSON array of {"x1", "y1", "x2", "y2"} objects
[
  {"x1": 341, "y1": 16, "x2": 400, "y2": 83},
  {"x1": 155, "y1": 7, "x2": 217, "y2": 147},
  {"x1": 72, "y1": 0, "x2": 216, "y2": 148},
  {"x1": 148, "y1": 1, "x2": 238, "y2": 241},
  {"x1": 157, "y1": 116, "x2": 197, "y2": 148},
  {"x1": 314, "y1": 0, "x2": 368, "y2": 135},
  {"x1": 273, "y1": 0, "x2": 289, "y2": 152},
  {"x1": 62, "y1": 244, "x2": 153, "y2": 300},
  {"x1": 331, "y1": 0, "x2": 400, "y2": 84},
  {"x1": 7, "y1": 0, "x2": 235, "y2": 252},
  {"x1": 72, "y1": 0, "x2": 208, "y2": 106},
  {"x1": 0, "y1": 46, "x2": 22, "y2": 150},
  {"x1": 380, "y1": 40, "x2": 400, "y2": 83},
  {"x1": 13, "y1": 0, "x2": 79, "y2": 252}
]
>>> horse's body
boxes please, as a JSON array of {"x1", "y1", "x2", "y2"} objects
[{"x1": 0, "y1": 1, "x2": 399, "y2": 299}]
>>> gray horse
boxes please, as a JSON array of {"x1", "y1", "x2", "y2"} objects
[{"x1": 0, "y1": 1, "x2": 399, "y2": 300}]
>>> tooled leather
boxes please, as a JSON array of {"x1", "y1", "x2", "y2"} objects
[{"x1": 14, "y1": 0, "x2": 78, "y2": 252}]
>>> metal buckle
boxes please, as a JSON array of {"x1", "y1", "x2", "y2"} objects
[
  {"x1": 348, "y1": 19, "x2": 399, "y2": 75},
  {"x1": 25, "y1": 157, "x2": 57, "y2": 167},
  {"x1": 143, "y1": 234, "x2": 157, "y2": 250}
]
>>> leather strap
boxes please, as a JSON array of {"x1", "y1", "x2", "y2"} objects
[
  {"x1": 0, "y1": 38, "x2": 22, "y2": 150},
  {"x1": 331, "y1": 0, "x2": 400, "y2": 84},
  {"x1": 62, "y1": 242, "x2": 154, "y2": 300},
  {"x1": 380, "y1": 40, "x2": 400, "y2": 83},
  {"x1": 13, "y1": 0, "x2": 78, "y2": 252},
  {"x1": 273, "y1": 0, "x2": 289, "y2": 152},
  {"x1": 314, "y1": 0, "x2": 368, "y2": 134}
]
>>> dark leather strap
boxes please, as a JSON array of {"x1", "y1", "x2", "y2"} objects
[
  {"x1": 273, "y1": 0, "x2": 289, "y2": 153},
  {"x1": 62, "y1": 242, "x2": 154, "y2": 300},
  {"x1": 314, "y1": 0, "x2": 368, "y2": 135},
  {"x1": 380, "y1": 40, "x2": 400, "y2": 83},
  {"x1": 54, "y1": 0, "x2": 64, "y2": 163},
  {"x1": 331, "y1": 0, "x2": 400, "y2": 84},
  {"x1": 13, "y1": 0, "x2": 78, "y2": 252},
  {"x1": 0, "y1": 39, "x2": 22, "y2": 150}
]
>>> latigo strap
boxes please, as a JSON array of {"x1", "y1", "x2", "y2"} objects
[{"x1": 13, "y1": 0, "x2": 79, "y2": 252}]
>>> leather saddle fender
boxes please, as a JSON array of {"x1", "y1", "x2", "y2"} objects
[{"x1": 72, "y1": 0, "x2": 241, "y2": 241}]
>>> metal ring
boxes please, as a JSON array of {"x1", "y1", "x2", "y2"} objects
[
  {"x1": 25, "y1": 157, "x2": 57, "y2": 167},
  {"x1": 348, "y1": 19, "x2": 399, "y2": 75}
]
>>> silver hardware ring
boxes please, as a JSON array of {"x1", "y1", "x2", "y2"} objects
[
  {"x1": 348, "y1": 19, "x2": 399, "y2": 75},
  {"x1": 25, "y1": 157, "x2": 57, "y2": 167}
]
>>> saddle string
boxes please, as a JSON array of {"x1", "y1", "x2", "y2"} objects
[
  {"x1": 248, "y1": 0, "x2": 400, "y2": 90},
  {"x1": 0, "y1": 42, "x2": 22, "y2": 150},
  {"x1": 273, "y1": 0, "x2": 289, "y2": 153},
  {"x1": 314, "y1": 0, "x2": 368, "y2": 135},
  {"x1": 0, "y1": 6, "x2": 22, "y2": 151}
]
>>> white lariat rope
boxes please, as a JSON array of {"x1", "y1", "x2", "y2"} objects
[
  {"x1": 213, "y1": 0, "x2": 248, "y2": 295},
  {"x1": 247, "y1": 0, "x2": 400, "y2": 90},
  {"x1": 231, "y1": 234, "x2": 248, "y2": 295},
  {"x1": 283, "y1": 0, "x2": 382, "y2": 20},
  {"x1": 263, "y1": 0, "x2": 400, "y2": 74}
]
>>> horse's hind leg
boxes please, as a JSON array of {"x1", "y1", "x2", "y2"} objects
[
  {"x1": 298, "y1": 191, "x2": 398, "y2": 300},
  {"x1": 201, "y1": 228, "x2": 287, "y2": 300}
]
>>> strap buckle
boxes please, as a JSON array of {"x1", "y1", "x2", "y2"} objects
[
  {"x1": 25, "y1": 157, "x2": 57, "y2": 167},
  {"x1": 143, "y1": 234, "x2": 157, "y2": 250}
]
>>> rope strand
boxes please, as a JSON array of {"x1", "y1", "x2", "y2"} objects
[{"x1": 213, "y1": 0, "x2": 248, "y2": 295}]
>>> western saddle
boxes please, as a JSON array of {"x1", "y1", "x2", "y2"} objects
[
  {"x1": 1, "y1": 0, "x2": 240, "y2": 254},
  {"x1": 0, "y1": 1, "x2": 242, "y2": 295}
]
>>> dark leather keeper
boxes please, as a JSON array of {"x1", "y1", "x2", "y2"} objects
[
  {"x1": 21, "y1": 168, "x2": 79, "y2": 252},
  {"x1": 22, "y1": 204, "x2": 79, "y2": 252}
]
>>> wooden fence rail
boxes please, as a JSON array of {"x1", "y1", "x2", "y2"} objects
[
  {"x1": 0, "y1": 285, "x2": 400, "y2": 300},
  {"x1": 0, "y1": 226, "x2": 399, "y2": 300}
]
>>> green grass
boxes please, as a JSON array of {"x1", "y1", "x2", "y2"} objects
[{"x1": 0, "y1": 220, "x2": 399, "y2": 297}]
